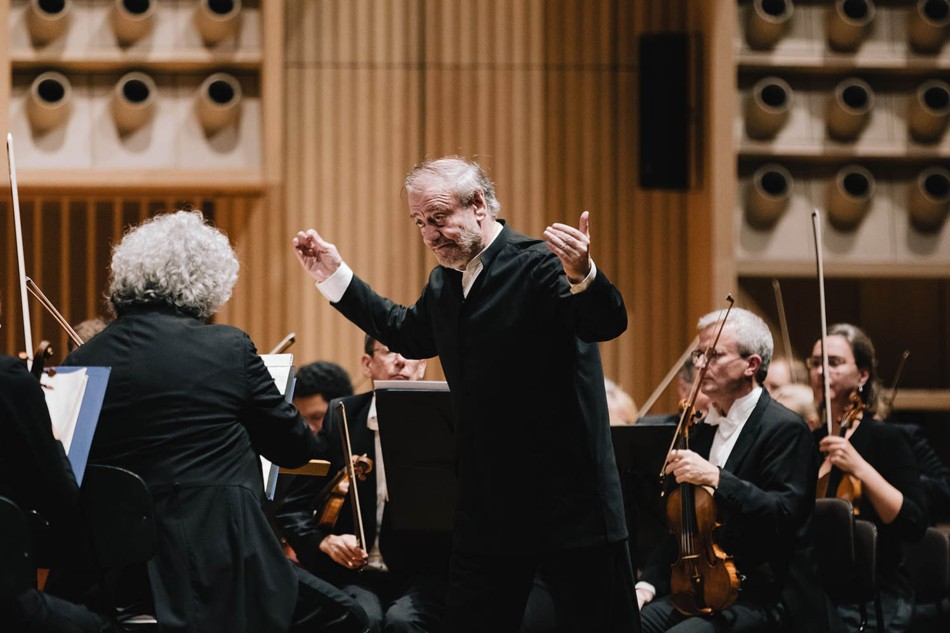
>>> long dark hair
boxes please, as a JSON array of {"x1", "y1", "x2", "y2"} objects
[{"x1": 827, "y1": 323, "x2": 887, "y2": 418}]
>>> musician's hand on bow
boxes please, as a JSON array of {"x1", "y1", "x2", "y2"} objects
[
  {"x1": 667, "y1": 449, "x2": 721, "y2": 489},
  {"x1": 319, "y1": 533, "x2": 368, "y2": 570},
  {"x1": 293, "y1": 229, "x2": 343, "y2": 283},
  {"x1": 544, "y1": 211, "x2": 592, "y2": 284},
  {"x1": 819, "y1": 435, "x2": 868, "y2": 479}
]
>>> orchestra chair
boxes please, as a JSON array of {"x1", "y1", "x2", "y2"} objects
[
  {"x1": 0, "y1": 495, "x2": 36, "y2": 601},
  {"x1": 813, "y1": 497, "x2": 884, "y2": 631},
  {"x1": 905, "y1": 525, "x2": 950, "y2": 632},
  {"x1": 80, "y1": 464, "x2": 158, "y2": 631}
]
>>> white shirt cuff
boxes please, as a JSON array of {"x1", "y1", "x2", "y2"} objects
[
  {"x1": 568, "y1": 259, "x2": 597, "y2": 295},
  {"x1": 634, "y1": 581, "x2": 656, "y2": 599},
  {"x1": 316, "y1": 262, "x2": 354, "y2": 303}
]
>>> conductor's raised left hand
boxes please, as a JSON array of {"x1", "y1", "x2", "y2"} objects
[{"x1": 544, "y1": 211, "x2": 592, "y2": 283}]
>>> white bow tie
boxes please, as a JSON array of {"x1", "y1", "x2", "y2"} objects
[{"x1": 705, "y1": 409, "x2": 742, "y2": 440}]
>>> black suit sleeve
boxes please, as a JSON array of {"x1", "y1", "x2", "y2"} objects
[
  {"x1": 0, "y1": 361, "x2": 80, "y2": 527},
  {"x1": 898, "y1": 423, "x2": 950, "y2": 524}
]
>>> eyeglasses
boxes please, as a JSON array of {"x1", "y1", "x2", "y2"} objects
[
  {"x1": 805, "y1": 356, "x2": 853, "y2": 370},
  {"x1": 690, "y1": 349, "x2": 745, "y2": 365}
]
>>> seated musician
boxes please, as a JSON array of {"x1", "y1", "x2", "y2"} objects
[
  {"x1": 61, "y1": 211, "x2": 368, "y2": 633},
  {"x1": 809, "y1": 323, "x2": 928, "y2": 632},
  {"x1": 276, "y1": 334, "x2": 447, "y2": 633},
  {"x1": 637, "y1": 308, "x2": 825, "y2": 633},
  {"x1": 0, "y1": 293, "x2": 111, "y2": 632}
]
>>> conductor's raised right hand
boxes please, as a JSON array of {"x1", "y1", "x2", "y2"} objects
[
  {"x1": 319, "y1": 533, "x2": 368, "y2": 570},
  {"x1": 293, "y1": 229, "x2": 343, "y2": 283}
]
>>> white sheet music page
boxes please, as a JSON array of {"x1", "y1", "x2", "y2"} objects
[
  {"x1": 259, "y1": 354, "x2": 295, "y2": 499},
  {"x1": 41, "y1": 368, "x2": 88, "y2": 454}
]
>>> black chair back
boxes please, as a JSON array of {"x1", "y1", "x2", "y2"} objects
[
  {"x1": 0, "y1": 495, "x2": 36, "y2": 597},
  {"x1": 905, "y1": 526, "x2": 950, "y2": 605}
]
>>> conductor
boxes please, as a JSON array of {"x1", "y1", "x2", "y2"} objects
[{"x1": 293, "y1": 156, "x2": 639, "y2": 632}]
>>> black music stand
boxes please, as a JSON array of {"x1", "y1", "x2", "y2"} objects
[
  {"x1": 374, "y1": 381, "x2": 457, "y2": 534},
  {"x1": 610, "y1": 423, "x2": 677, "y2": 570}
]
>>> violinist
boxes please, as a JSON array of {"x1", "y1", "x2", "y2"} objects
[
  {"x1": 0, "y1": 292, "x2": 111, "y2": 632},
  {"x1": 61, "y1": 211, "x2": 368, "y2": 633},
  {"x1": 276, "y1": 335, "x2": 446, "y2": 633},
  {"x1": 809, "y1": 323, "x2": 927, "y2": 632},
  {"x1": 638, "y1": 308, "x2": 823, "y2": 633}
]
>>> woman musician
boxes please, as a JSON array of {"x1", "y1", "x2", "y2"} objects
[{"x1": 809, "y1": 323, "x2": 928, "y2": 632}]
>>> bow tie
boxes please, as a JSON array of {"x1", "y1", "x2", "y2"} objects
[{"x1": 705, "y1": 409, "x2": 742, "y2": 440}]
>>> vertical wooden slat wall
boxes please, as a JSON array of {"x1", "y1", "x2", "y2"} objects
[{"x1": 278, "y1": 0, "x2": 711, "y2": 411}]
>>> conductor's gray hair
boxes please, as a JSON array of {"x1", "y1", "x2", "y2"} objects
[
  {"x1": 405, "y1": 157, "x2": 501, "y2": 218},
  {"x1": 697, "y1": 307, "x2": 773, "y2": 385},
  {"x1": 108, "y1": 211, "x2": 239, "y2": 319}
]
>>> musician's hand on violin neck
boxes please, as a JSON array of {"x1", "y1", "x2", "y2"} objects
[
  {"x1": 818, "y1": 435, "x2": 868, "y2": 479},
  {"x1": 292, "y1": 229, "x2": 343, "y2": 283},
  {"x1": 667, "y1": 449, "x2": 721, "y2": 489},
  {"x1": 319, "y1": 533, "x2": 368, "y2": 570}
]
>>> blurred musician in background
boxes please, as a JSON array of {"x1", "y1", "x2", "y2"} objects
[
  {"x1": 62, "y1": 211, "x2": 368, "y2": 633},
  {"x1": 292, "y1": 156, "x2": 638, "y2": 632},
  {"x1": 809, "y1": 323, "x2": 928, "y2": 632},
  {"x1": 277, "y1": 334, "x2": 446, "y2": 633}
]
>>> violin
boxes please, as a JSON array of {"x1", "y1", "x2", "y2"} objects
[
  {"x1": 316, "y1": 455, "x2": 373, "y2": 530},
  {"x1": 816, "y1": 390, "x2": 865, "y2": 514},
  {"x1": 660, "y1": 295, "x2": 740, "y2": 616}
]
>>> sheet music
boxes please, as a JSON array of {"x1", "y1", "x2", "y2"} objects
[
  {"x1": 41, "y1": 368, "x2": 88, "y2": 454},
  {"x1": 259, "y1": 353, "x2": 296, "y2": 499},
  {"x1": 374, "y1": 380, "x2": 449, "y2": 391}
]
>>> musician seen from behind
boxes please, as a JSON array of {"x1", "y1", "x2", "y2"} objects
[
  {"x1": 63, "y1": 211, "x2": 369, "y2": 633},
  {"x1": 637, "y1": 308, "x2": 826, "y2": 633},
  {"x1": 809, "y1": 323, "x2": 927, "y2": 632},
  {"x1": 0, "y1": 292, "x2": 112, "y2": 632},
  {"x1": 292, "y1": 156, "x2": 638, "y2": 632},
  {"x1": 276, "y1": 334, "x2": 447, "y2": 633}
]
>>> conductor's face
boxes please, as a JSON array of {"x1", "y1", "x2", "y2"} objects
[{"x1": 409, "y1": 184, "x2": 487, "y2": 269}]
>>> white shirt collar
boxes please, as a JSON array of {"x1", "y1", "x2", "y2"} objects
[{"x1": 705, "y1": 386, "x2": 761, "y2": 440}]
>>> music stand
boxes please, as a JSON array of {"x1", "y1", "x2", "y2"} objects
[
  {"x1": 610, "y1": 423, "x2": 677, "y2": 570},
  {"x1": 374, "y1": 380, "x2": 457, "y2": 534}
]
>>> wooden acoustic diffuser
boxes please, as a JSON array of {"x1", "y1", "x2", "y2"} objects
[
  {"x1": 195, "y1": 0, "x2": 242, "y2": 46},
  {"x1": 826, "y1": 78, "x2": 874, "y2": 141},
  {"x1": 112, "y1": 71, "x2": 157, "y2": 135},
  {"x1": 745, "y1": 163, "x2": 793, "y2": 230},
  {"x1": 746, "y1": 0, "x2": 794, "y2": 50},
  {"x1": 908, "y1": 167, "x2": 950, "y2": 232},
  {"x1": 745, "y1": 76, "x2": 793, "y2": 140},
  {"x1": 826, "y1": 0, "x2": 875, "y2": 52},
  {"x1": 826, "y1": 164, "x2": 875, "y2": 230},
  {"x1": 27, "y1": 0, "x2": 72, "y2": 46},
  {"x1": 27, "y1": 71, "x2": 72, "y2": 133},
  {"x1": 196, "y1": 73, "x2": 242, "y2": 135},
  {"x1": 111, "y1": 0, "x2": 155, "y2": 46},
  {"x1": 908, "y1": 79, "x2": 950, "y2": 143},
  {"x1": 908, "y1": 0, "x2": 950, "y2": 54}
]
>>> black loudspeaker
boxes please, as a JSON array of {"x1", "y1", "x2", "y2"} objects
[{"x1": 638, "y1": 33, "x2": 699, "y2": 190}]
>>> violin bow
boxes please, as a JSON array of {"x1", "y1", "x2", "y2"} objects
[
  {"x1": 268, "y1": 332, "x2": 296, "y2": 355},
  {"x1": 27, "y1": 278, "x2": 84, "y2": 348},
  {"x1": 636, "y1": 335, "x2": 700, "y2": 421},
  {"x1": 335, "y1": 402, "x2": 368, "y2": 559},
  {"x1": 771, "y1": 278, "x2": 804, "y2": 384},
  {"x1": 885, "y1": 350, "x2": 911, "y2": 412},
  {"x1": 811, "y1": 209, "x2": 834, "y2": 436},
  {"x1": 659, "y1": 294, "x2": 735, "y2": 485},
  {"x1": 6, "y1": 133, "x2": 34, "y2": 365}
]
